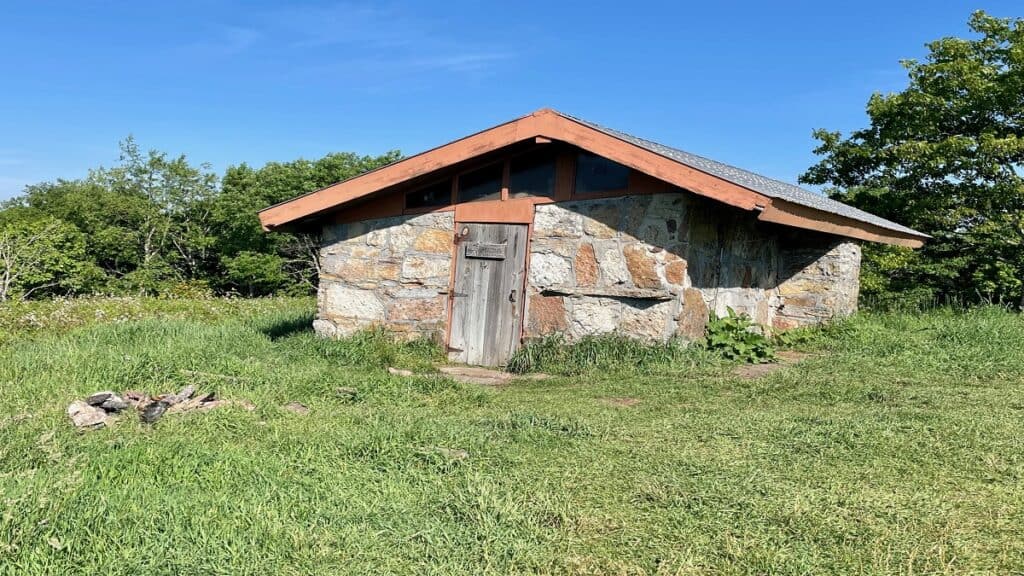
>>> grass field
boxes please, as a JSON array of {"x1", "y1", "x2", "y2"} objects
[{"x1": 1, "y1": 297, "x2": 1023, "y2": 574}]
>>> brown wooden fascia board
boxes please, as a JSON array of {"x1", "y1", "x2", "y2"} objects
[
  {"x1": 260, "y1": 108, "x2": 924, "y2": 247},
  {"x1": 542, "y1": 113, "x2": 925, "y2": 247},
  {"x1": 258, "y1": 109, "x2": 767, "y2": 229},
  {"x1": 258, "y1": 112, "x2": 548, "y2": 230},
  {"x1": 536, "y1": 113, "x2": 769, "y2": 211},
  {"x1": 758, "y1": 199, "x2": 925, "y2": 248}
]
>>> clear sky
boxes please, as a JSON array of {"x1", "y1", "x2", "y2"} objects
[{"x1": 0, "y1": 1, "x2": 1018, "y2": 200}]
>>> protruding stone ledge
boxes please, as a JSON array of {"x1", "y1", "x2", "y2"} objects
[{"x1": 540, "y1": 286, "x2": 674, "y2": 301}]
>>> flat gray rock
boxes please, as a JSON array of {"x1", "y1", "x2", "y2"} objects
[
  {"x1": 436, "y1": 366, "x2": 551, "y2": 386},
  {"x1": 140, "y1": 401, "x2": 169, "y2": 424},
  {"x1": 100, "y1": 394, "x2": 129, "y2": 412},
  {"x1": 334, "y1": 387, "x2": 359, "y2": 401},
  {"x1": 67, "y1": 401, "x2": 108, "y2": 429},
  {"x1": 437, "y1": 366, "x2": 513, "y2": 386},
  {"x1": 163, "y1": 385, "x2": 196, "y2": 406},
  {"x1": 85, "y1": 391, "x2": 116, "y2": 406}
]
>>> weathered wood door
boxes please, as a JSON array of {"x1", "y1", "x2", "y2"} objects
[{"x1": 448, "y1": 223, "x2": 529, "y2": 366}]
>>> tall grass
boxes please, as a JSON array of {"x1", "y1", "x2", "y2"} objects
[{"x1": 506, "y1": 333, "x2": 723, "y2": 375}]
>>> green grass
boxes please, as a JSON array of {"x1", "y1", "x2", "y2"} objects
[
  {"x1": 507, "y1": 333, "x2": 726, "y2": 376},
  {"x1": 1, "y1": 298, "x2": 1023, "y2": 574}
]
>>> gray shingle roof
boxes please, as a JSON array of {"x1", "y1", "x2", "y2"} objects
[{"x1": 559, "y1": 111, "x2": 926, "y2": 238}]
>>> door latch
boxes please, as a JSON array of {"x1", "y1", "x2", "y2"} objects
[{"x1": 509, "y1": 289, "x2": 517, "y2": 303}]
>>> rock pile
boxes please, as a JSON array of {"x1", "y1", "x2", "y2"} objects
[{"x1": 66, "y1": 385, "x2": 252, "y2": 430}]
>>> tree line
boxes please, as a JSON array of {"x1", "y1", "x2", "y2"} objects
[
  {"x1": 1, "y1": 10, "x2": 1022, "y2": 307},
  {"x1": 803, "y1": 10, "x2": 1024, "y2": 308},
  {"x1": 0, "y1": 138, "x2": 399, "y2": 300}
]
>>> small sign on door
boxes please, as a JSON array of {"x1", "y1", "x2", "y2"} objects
[{"x1": 464, "y1": 242, "x2": 506, "y2": 260}]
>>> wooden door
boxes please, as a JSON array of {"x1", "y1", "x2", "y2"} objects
[{"x1": 448, "y1": 223, "x2": 529, "y2": 366}]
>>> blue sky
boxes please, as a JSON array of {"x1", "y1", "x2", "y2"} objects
[{"x1": 0, "y1": 1, "x2": 1018, "y2": 199}]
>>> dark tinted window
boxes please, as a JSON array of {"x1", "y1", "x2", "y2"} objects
[
  {"x1": 458, "y1": 163, "x2": 503, "y2": 203},
  {"x1": 510, "y1": 149, "x2": 557, "y2": 198},
  {"x1": 575, "y1": 152, "x2": 629, "y2": 195},
  {"x1": 405, "y1": 180, "x2": 451, "y2": 210}
]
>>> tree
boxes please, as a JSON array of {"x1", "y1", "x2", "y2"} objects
[
  {"x1": 0, "y1": 208, "x2": 100, "y2": 301},
  {"x1": 0, "y1": 139, "x2": 401, "y2": 299},
  {"x1": 223, "y1": 251, "x2": 290, "y2": 297},
  {"x1": 801, "y1": 11, "x2": 1024, "y2": 306},
  {"x1": 87, "y1": 137, "x2": 220, "y2": 289},
  {"x1": 16, "y1": 138, "x2": 220, "y2": 295},
  {"x1": 214, "y1": 151, "x2": 401, "y2": 295}
]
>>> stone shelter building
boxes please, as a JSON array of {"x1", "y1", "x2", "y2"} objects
[{"x1": 259, "y1": 109, "x2": 927, "y2": 366}]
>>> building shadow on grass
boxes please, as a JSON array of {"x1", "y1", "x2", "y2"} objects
[{"x1": 259, "y1": 313, "x2": 315, "y2": 341}]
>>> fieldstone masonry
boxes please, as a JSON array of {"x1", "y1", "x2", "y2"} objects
[
  {"x1": 524, "y1": 193, "x2": 861, "y2": 342},
  {"x1": 314, "y1": 192, "x2": 861, "y2": 345},
  {"x1": 316, "y1": 212, "x2": 454, "y2": 340},
  {"x1": 773, "y1": 236, "x2": 861, "y2": 330},
  {"x1": 527, "y1": 194, "x2": 692, "y2": 341}
]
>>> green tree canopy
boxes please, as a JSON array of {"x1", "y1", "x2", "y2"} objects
[
  {"x1": 215, "y1": 151, "x2": 401, "y2": 295},
  {"x1": 0, "y1": 207, "x2": 101, "y2": 301},
  {"x1": 801, "y1": 11, "x2": 1024, "y2": 306},
  {"x1": 1, "y1": 139, "x2": 400, "y2": 299},
  {"x1": 20, "y1": 137, "x2": 221, "y2": 290}
]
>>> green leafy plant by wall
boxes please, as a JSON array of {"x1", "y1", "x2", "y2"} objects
[{"x1": 703, "y1": 307, "x2": 775, "y2": 363}]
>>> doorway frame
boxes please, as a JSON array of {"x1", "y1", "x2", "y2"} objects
[{"x1": 444, "y1": 212, "x2": 534, "y2": 363}]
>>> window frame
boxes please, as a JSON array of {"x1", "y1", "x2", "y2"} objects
[
  {"x1": 571, "y1": 151, "x2": 632, "y2": 199},
  {"x1": 402, "y1": 176, "x2": 456, "y2": 214},
  {"x1": 507, "y1": 146, "x2": 560, "y2": 200},
  {"x1": 456, "y1": 161, "x2": 505, "y2": 204}
]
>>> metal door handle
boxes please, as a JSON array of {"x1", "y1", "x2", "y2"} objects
[{"x1": 509, "y1": 289, "x2": 517, "y2": 303}]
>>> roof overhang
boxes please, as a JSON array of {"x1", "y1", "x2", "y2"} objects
[{"x1": 258, "y1": 109, "x2": 926, "y2": 248}]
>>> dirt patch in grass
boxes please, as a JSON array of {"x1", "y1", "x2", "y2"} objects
[
  {"x1": 776, "y1": 350, "x2": 813, "y2": 363},
  {"x1": 436, "y1": 366, "x2": 550, "y2": 386},
  {"x1": 733, "y1": 351, "x2": 814, "y2": 379}
]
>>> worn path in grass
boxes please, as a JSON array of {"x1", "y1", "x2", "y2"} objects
[{"x1": 1, "y1": 298, "x2": 1023, "y2": 574}]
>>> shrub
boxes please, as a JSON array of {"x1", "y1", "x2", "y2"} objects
[
  {"x1": 164, "y1": 280, "x2": 215, "y2": 299},
  {"x1": 222, "y1": 251, "x2": 290, "y2": 297}
]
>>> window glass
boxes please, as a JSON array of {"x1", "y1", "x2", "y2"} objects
[
  {"x1": 510, "y1": 149, "x2": 557, "y2": 198},
  {"x1": 405, "y1": 180, "x2": 451, "y2": 210},
  {"x1": 458, "y1": 163, "x2": 503, "y2": 203},
  {"x1": 575, "y1": 152, "x2": 629, "y2": 195}
]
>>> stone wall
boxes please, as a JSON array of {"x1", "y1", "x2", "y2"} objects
[
  {"x1": 315, "y1": 211, "x2": 453, "y2": 340},
  {"x1": 312, "y1": 192, "x2": 861, "y2": 345},
  {"x1": 773, "y1": 233, "x2": 861, "y2": 330},
  {"x1": 524, "y1": 193, "x2": 861, "y2": 342},
  {"x1": 526, "y1": 194, "x2": 692, "y2": 341},
  {"x1": 685, "y1": 199, "x2": 779, "y2": 327}
]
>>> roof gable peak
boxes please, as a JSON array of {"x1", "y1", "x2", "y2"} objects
[{"x1": 258, "y1": 109, "x2": 926, "y2": 247}]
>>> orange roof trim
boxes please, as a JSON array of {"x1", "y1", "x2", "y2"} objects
[{"x1": 258, "y1": 109, "x2": 926, "y2": 248}]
